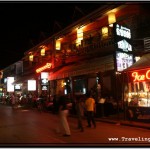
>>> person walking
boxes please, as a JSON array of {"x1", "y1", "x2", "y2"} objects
[
  {"x1": 57, "y1": 91, "x2": 71, "y2": 137},
  {"x1": 11, "y1": 93, "x2": 16, "y2": 109},
  {"x1": 85, "y1": 92, "x2": 96, "y2": 128},
  {"x1": 75, "y1": 95, "x2": 86, "y2": 132}
]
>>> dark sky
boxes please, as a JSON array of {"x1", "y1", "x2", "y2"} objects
[{"x1": 0, "y1": 1, "x2": 104, "y2": 70}]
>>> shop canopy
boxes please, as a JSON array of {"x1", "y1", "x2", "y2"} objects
[
  {"x1": 124, "y1": 53, "x2": 150, "y2": 72},
  {"x1": 49, "y1": 55, "x2": 114, "y2": 80}
]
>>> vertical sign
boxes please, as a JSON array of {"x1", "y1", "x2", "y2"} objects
[
  {"x1": 114, "y1": 24, "x2": 134, "y2": 71},
  {"x1": 7, "y1": 77, "x2": 14, "y2": 92},
  {"x1": 41, "y1": 72, "x2": 49, "y2": 91}
]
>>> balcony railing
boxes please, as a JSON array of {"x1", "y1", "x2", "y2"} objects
[
  {"x1": 77, "y1": 37, "x2": 115, "y2": 56},
  {"x1": 54, "y1": 36, "x2": 115, "y2": 66}
]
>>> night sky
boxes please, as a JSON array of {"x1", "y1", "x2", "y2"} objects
[{"x1": 0, "y1": 1, "x2": 104, "y2": 70}]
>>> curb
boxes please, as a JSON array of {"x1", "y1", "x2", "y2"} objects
[
  {"x1": 96, "y1": 118, "x2": 150, "y2": 130},
  {"x1": 70, "y1": 115, "x2": 150, "y2": 130}
]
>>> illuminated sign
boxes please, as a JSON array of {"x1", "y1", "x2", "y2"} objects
[
  {"x1": 115, "y1": 24, "x2": 132, "y2": 53},
  {"x1": 116, "y1": 51, "x2": 133, "y2": 72},
  {"x1": 131, "y1": 69, "x2": 150, "y2": 82},
  {"x1": 15, "y1": 84, "x2": 21, "y2": 91},
  {"x1": 41, "y1": 79, "x2": 48, "y2": 85},
  {"x1": 36, "y1": 63, "x2": 51, "y2": 73},
  {"x1": 7, "y1": 77, "x2": 14, "y2": 92},
  {"x1": 41, "y1": 72, "x2": 49, "y2": 86},
  {"x1": 115, "y1": 24, "x2": 133, "y2": 71},
  {"x1": 116, "y1": 24, "x2": 131, "y2": 39},
  {"x1": 28, "y1": 80, "x2": 36, "y2": 91},
  {"x1": 117, "y1": 39, "x2": 132, "y2": 52},
  {"x1": 135, "y1": 56, "x2": 141, "y2": 62},
  {"x1": 41, "y1": 85, "x2": 48, "y2": 91},
  {"x1": 41, "y1": 72, "x2": 49, "y2": 79}
]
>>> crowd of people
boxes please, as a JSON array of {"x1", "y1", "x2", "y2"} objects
[
  {"x1": 0, "y1": 90, "x2": 98, "y2": 137},
  {"x1": 0, "y1": 89, "x2": 123, "y2": 137},
  {"x1": 0, "y1": 92, "x2": 53, "y2": 111}
]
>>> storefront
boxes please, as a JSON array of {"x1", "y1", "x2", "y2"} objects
[
  {"x1": 123, "y1": 53, "x2": 150, "y2": 122},
  {"x1": 49, "y1": 55, "x2": 114, "y2": 97}
]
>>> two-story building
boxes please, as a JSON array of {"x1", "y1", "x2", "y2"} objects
[{"x1": 2, "y1": 2, "x2": 150, "y2": 119}]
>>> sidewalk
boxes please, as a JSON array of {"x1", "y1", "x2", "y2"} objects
[
  {"x1": 70, "y1": 113, "x2": 150, "y2": 130},
  {"x1": 96, "y1": 117, "x2": 150, "y2": 130}
]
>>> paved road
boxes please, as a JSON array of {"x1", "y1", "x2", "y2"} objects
[{"x1": 0, "y1": 104, "x2": 150, "y2": 147}]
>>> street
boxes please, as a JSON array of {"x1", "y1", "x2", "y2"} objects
[{"x1": 0, "y1": 104, "x2": 150, "y2": 147}]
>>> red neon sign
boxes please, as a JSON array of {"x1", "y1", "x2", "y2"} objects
[
  {"x1": 131, "y1": 69, "x2": 150, "y2": 82},
  {"x1": 36, "y1": 63, "x2": 51, "y2": 73}
]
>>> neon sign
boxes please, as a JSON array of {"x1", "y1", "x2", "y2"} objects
[
  {"x1": 131, "y1": 69, "x2": 150, "y2": 82},
  {"x1": 36, "y1": 63, "x2": 51, "y2": 73}
]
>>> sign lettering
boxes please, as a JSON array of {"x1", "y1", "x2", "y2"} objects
[
  {"x1": 116, "y1": 24, "x2": 131, "y2": 39},
  {"x1": 117, "y1": 39, "x2": 132, "y2": 52},
  {"x1": 36, "y1": 63, "x2": 51, "y2": 73},
  {"x1": 131, "y1": 69, "x2": 150, "y2": 82}
]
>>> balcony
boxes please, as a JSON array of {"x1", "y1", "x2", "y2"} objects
[
  {"x1": 77, "y1": 37, "x2": 115, "y2": 56},
  {"x1": 54, "y1": 33, "x2": 115, "y2": 67}
]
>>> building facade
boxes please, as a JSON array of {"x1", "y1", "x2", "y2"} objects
[{"x1": 1, "y1": 2, "x2": 150, "y2": 119}]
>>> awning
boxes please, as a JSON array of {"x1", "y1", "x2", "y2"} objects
[
  {"x1": 124, "y1": 53, "x2": 150, "y2": 72},
  {"x1": 49, "y1": 55, "x2": 114, "y2": 80}
]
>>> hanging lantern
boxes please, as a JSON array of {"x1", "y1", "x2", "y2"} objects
[
  {"x1": 41, "y1": 48, "x2": 45, "y2": 56},
  {"x1": 77, "y1": 28, "x2": 83, "y2": 41},
  {"x1": 76, "y1": 38, "x2": 81, "y2": 46},
  {"x1": 56, "y1": 39, "x2": 61, "y2": 50},
  {"x1": 102, "y1": 26, "x2": 108, "y2": 37},
  {"x1": 76, "y1": 27, "x2": 83, "y2": 46},
  {"x1": 29, "y1": 54, "x2": 34, "y2": 62},
  {"x1": 108, "y1": 12, "x2": 116, "y2": 27}
]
